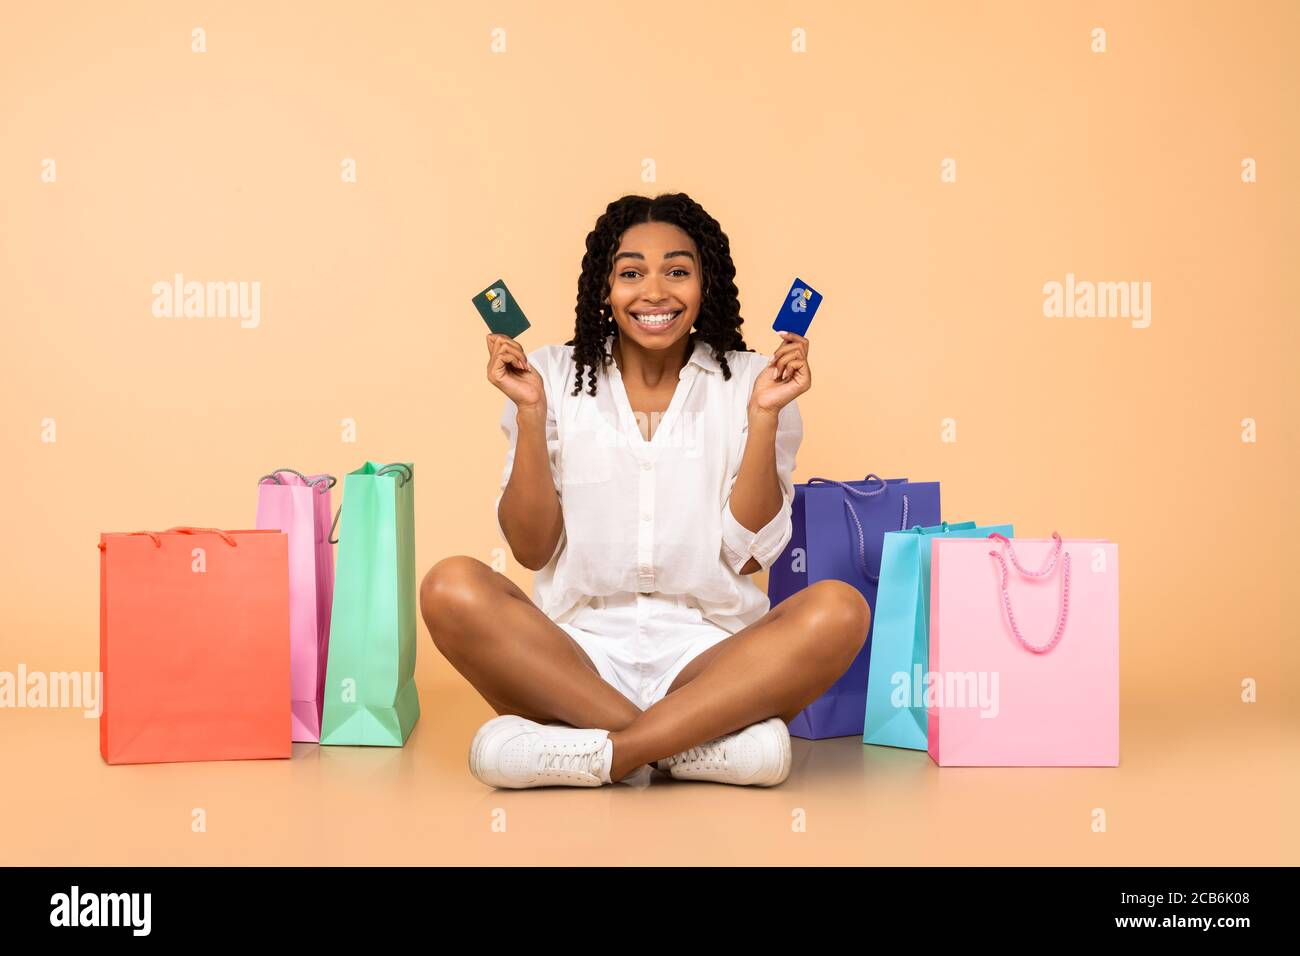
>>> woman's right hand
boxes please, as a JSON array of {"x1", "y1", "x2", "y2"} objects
[{"x1": 486, "y1": 333, "x2": 545, "y2": 411}]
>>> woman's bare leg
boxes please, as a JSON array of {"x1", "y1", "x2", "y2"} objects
[
  {"x1": 420, "y1": 556, "x2": 643, "y2": 732},
  {"x1": 605, "y1": 579, "x2": 871, "y2": 781}
]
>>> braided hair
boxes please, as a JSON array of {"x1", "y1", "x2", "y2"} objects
[{"x1": 565, "y1": 192, "x2": 752, "y2": 396}]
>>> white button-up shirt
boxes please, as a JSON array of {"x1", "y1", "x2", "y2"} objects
[{"x1": 494, "y1": 333, "x2": 803, "y2": 635}]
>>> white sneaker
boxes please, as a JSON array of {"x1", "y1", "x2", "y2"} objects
[
  {"x1": 470, "y1": 715, "x2": 614, "y2": 788},
  {"x1": 656, "y1": 717, "x2": 792, "y2": 786}
]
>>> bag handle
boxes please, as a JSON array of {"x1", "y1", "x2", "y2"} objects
[
  {"x1": 98, "y1": 527, "x2": 239, "y2": 550},
  {"x1": 165, "y1": 526, "x2": 239, "y2": 547},
  {"x1": 807, "y1": 475, "x2": 903, "y2": 581},
  {"x1": 989, "y1": 531, "x2": 1062, "y2": 577},
  {"x1": 988, "y1": 532, "x2": 1070, "y2": 654},
  {"x1": 905, "y1": 521, "x2": 951, "y2": 535},
  {"x1": 842, "y1": 494, "x2": 915, "y2": 582},
  {"x1": 375, "y1": 463, "x2": 412, "y2": 486},
  {"x1": 807, "y1": 474, "x2": 887, "y2": 498},
  {"x1": 257, "y1": 468, "x2": 337, "y2": 493},
  {"x1": 327, "y1": 462, "x2": 412, "y2": 545}
]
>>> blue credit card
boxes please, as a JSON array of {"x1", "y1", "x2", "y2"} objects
[{"x1": 772, "y1": 277, "x2": 822, "y2": 335}]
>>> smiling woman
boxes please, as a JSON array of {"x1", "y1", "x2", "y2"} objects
[{"x1": 419, "y1": 192, "x2": 871, "y2": 792}]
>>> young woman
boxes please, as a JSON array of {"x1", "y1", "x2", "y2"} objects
[{"x1": 420, "y1": 193, "x2": 870, "y2": 789}]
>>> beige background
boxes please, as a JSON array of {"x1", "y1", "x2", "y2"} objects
[{"x1": 0, "y1": 1, "x2": 1294, "y2": 864}]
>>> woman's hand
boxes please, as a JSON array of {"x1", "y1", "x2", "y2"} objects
[
  {"x1": 749, "y1": 331, "x2": 811, "y2": 415},
  {"x1": 486, "y1": 333, "x2": 545, "y2": 411}
]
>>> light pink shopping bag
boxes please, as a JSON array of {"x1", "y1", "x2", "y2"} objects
[
  {"x1": 928, "y1": 534, "x2": 1118, "y2": 766},
  {"x1": 256, "y1": 468, "x2": 336, "y2": 742}
]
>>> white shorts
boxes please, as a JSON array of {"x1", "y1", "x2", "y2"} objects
[{"x1": 557, "y1": 591, "x2": 734, "y2": 709}]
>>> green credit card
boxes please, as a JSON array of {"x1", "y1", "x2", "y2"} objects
[{"x1": 472, "y1": 279, "x2": 531, "y2": 337}]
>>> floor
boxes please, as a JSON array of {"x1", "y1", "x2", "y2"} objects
[{"x1": 4, "y1": 672, "x2": 1293, "y2": 866}]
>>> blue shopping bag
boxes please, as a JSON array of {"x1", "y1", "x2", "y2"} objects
[
  {"x1": 862, "y1": 520, "x2": 1013, "y2": 750},
  {"x1": 769, "y1": 475, "x2": 941, "y2": 739}
]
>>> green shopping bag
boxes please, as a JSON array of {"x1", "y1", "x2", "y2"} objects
[
  {"x1": 320, "y1": 461, "x2": 420, "y2": 746},
  {"x1": 862, "y1": 520, "x2": 1012, "y2": 750}
]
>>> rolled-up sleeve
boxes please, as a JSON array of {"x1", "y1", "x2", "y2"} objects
[
  {"x1": 720, "y1": 396, "x2": 803, "y2": 574},
  {"x1": 494, "y1": 361, "x2": 562, "y2": 545}
]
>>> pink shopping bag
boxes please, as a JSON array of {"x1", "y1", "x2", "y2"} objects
[
  {"x1": 928, "y1": 533, "x2": 1119, "y2": 766},
  {"x1": 256, "y1": 468, "x2": 336, "y2": 742}
]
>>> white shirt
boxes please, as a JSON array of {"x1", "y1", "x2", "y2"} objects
[{"x1": 494, "y1": 333, "x2": 803, "y2": 635}]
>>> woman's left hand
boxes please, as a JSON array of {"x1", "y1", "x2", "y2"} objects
[{"x1": 749, "y1": 332, "x2": 811, "y2": 414}]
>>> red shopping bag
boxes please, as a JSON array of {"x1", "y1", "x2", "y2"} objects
[{"x1": 99, "y1": 526, "x2": 292, "y2": 764}]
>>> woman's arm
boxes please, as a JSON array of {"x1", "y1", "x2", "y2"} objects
[
  {"x1": 726, "y1": 408, "x2": 785, "y2": 574},
  {"x1": 486, "y1": 333, "x2": 564, "y2": 571},
  {"x1": 721, "y1": 332, "x2": 811, "y2": 575},
  {"x1": 497, "y1": 403, "x2": 564, "y2": 571}
]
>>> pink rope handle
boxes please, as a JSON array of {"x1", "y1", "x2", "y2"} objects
[
  {"x1": 988, "y1": 531, "x2": 1062, "y2": 577},
  {"x1": 988, "y1": 533, "x2": 1070, "y2": 654}
]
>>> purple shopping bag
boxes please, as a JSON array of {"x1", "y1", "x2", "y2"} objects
[
  {"x1": 770, "y1": 475, "x2": 941, "y2": 739},
  {"x1": 255, "y1": 468, "x2": 336, "y2": 742}
]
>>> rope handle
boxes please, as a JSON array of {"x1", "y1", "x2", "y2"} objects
[
  {"x1": 165, "y1": 526, "x2": 239, "y2": 547},
  {"x1": 327, "y1": 462, "x2": 412, "y2": 544},
  {"x1": 988, "y1": 532, "x2": 1070, "y2": 654},
  {"x1": 375, "y1": 463, "x2": 413, "y2": 486},
  {"x1": 905, "y1": 521, "x2": 952, "y2": 535},
  {"x1": 988, "y1": 531, "x2": 1062, "y2": 577},
  {"x1": 839, "y1": 492, "x2": 910, "y2": 583},
  {"x1": 98, "y1": 526, "x2": 240, "y2": 550},
  {"x1": 807, "y1": 474, "x2": 888, "y2": 498},
  {"x1": 257, "y1": 468, "x2": 337, "y2": 493},
  {"x1": 810, "y1": 475, "x2": 894, "y2": 580}
]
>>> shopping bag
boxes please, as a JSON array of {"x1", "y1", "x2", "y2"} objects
[
  {"x1": 320, "y1": 461, "x2": 420, "y2": 746},
  {"x1": 98, "y1": 526, "x2": 291, "y2": 764},
  {"x1": 256, "y1": 468, "x2": 336, "y2": 742},
  {"x1": 928, "y1": 533, "x2": 1119, "y2": 766},
  {"x1": 863, "y1": 521, "x2": 1013, "y2": 750},
  {"x1": 772, "y1": 475, "x2": 941, "y2": 739}
]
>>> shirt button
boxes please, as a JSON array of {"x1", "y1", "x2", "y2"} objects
[
  {"x1": 639, "y1": 564, "x2": 650, "y2": 573},
  {"x1": 641, "y1": 460, "x2": 652, "y2": 471},
  {"x1": 641, "y1": 512, "x2": 651, "y2": 522}
]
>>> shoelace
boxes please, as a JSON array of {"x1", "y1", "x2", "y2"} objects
[
  {"x1": 538, "y1": 737, "x2": 608, "y2": 778},
  {"x1": 669, "y1": 738, "x2": 728, "y2": 769}
]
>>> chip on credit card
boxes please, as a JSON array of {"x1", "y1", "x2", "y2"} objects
[
  {"x1": 472, "y1": 279, "x2": 531, "y2": 338},
  {"x1": 772, "y1": 277, "x2": 822, "y2": 336}
]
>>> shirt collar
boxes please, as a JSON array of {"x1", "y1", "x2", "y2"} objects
[{"x1": 603, "y1": 333, "x2": 721, "y2": 376}]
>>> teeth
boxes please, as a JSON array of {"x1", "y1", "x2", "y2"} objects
[{"x1": 634, "y1": 311, "x2": 679, "y2": 326}]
